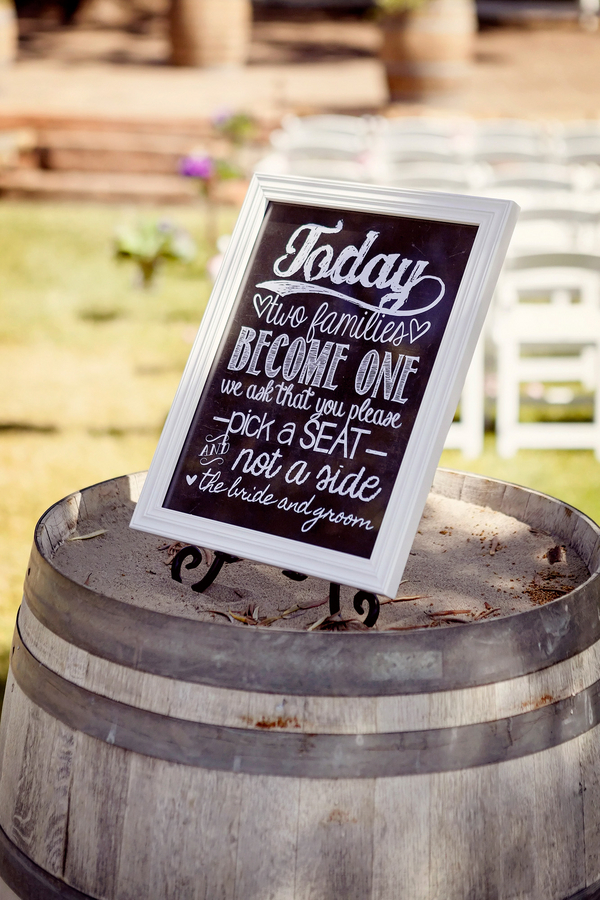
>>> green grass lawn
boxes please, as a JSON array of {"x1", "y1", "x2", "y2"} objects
[
  {"x1": 0, "y1": 200, "x2": 238, "y2": 704},
  {"x1": 1, "y1": 200, "x2": 600, "y2": 707}
]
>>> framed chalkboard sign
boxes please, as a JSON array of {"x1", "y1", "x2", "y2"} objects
[{"x1": 131, "y1": 175, "x2": 518, "y2": 597}]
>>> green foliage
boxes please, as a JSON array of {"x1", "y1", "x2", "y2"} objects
[
  {"x1": 375, "y1": 0, "x2": 431, "y2": 14},
  {"x1": 0, "y1": 201, "x2": 239, "y2": 716},
  {"x1": 212, "y1": 111, "x2": 258, "y2": 148},
  {"x1": 441, "y1": 437, "x2": 600, "y2": 525},
  {"x1": 114, "y1": 219, "x2": 196, "y2": 288},
  {"x1": 214, "y1": 158, "x2": 243, "y2": 181}
]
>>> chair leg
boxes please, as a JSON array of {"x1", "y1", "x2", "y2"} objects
[
  {"x1": 496, "y1": 339, "x2": 519, "y2": 458},
  {"x1": 460, "y1": 337, "x2": 485, "y2": 459}
]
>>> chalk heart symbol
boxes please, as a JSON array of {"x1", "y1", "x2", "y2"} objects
[
  {"x1": 186, "y1": 475, "x2": 197, "y2": 486},
  {"x1": 410, "y1": 318, "x2": 431, "y2": 344},
  {"x1": 253, "y1": 293, "x2": 272, "y2": 318}
]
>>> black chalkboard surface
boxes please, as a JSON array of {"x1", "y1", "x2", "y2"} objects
[
  {"x1": 132, "y1": 176, "x2": 518, "y2": 596},
  {"x1": 164, "y1": 202, "x2": 476, "y2": 557}
]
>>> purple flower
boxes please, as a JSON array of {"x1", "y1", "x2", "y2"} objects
[
  {"x1": 179, "y1": 154, "x2": 214, "y2": 180},
  {"x1": 211, "y1": 108, "x2": 232, "y2": 128}
]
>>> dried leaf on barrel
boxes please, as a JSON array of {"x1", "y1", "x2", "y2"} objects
[
  {"x1": 474, "y1": 607, "x2": 501, "y2": 620},
  {"x1": 308, "y1": 612, "x2": 369, "y2": 632},
  {"x1": 67, "y1": 529, "x2": 107, "y2": 541},
  {"x1": 381, "y1": 621, "x2": 439, "y2": 632},
  {"x1": 259, "y1": 604, "x2": 301, "y2": 626},
  {"x1": 159, "y1": 541, "x2": 185, "y2": 564},
  {"x1": 380, "y1": 594, "x2": 429, "y2": 605},
  {"x1": 276, "y1": 596, "x2": 328, "y2": 613},
  {"x1": 208, "y1": 609, "x2": 236, "y2": 624},
  {"x1": 525, "y1": 581, "x2": 570, "y2": 604},
  {"x1": 544, "y1": 545, "x2": 567, "y2": 565},
  {"x1": 427, "y1": 609, "x2": 471, "y2": 617},
  {"x1": 229, "y1": 611, "x2": 253, "y2": 624},
  {"x1": 299, "y1": 597, "x2": 329, "y2": 609},
  {"x1": 434, "y1": 616, "x2": 472, "y2": 624},
  {"x1": 426, "y1": 610, "x2": 472, "y2": 624}
]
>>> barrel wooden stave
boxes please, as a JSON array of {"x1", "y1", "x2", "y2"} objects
[
  {"x1": 2, "y1": 470, "x2": 600, "y2": 899},
  {"x1": 0, "y1": 675, "x2": 594, "y2": 900},
  {"x1": 580, "y1": 727, "x2": 600, "y2": 887}
]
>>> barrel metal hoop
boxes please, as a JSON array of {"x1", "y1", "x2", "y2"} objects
[
  {"x1": 0, "y1": 822, "x2": 91, "y2": 900},
  {"x1": 24, "y1": 541, "x2": 600, "y2": 696},
  {"x1": 11, "y1": 627, "x2": 600, "y2": 780},
  {"x1": 26, "y1": 468, "x2": 600, "y2": 697},
  {"x1": 571, "y1": 882, "x2": 600, "y2": 899}
]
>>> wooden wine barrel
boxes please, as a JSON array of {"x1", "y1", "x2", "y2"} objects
[
  {"x1": 379, "y1": 0, "x2": 476, "y2": 102},
  {"x1": 169, "y1": 0, "x2": 251, "y2": 67},
  {"x1": 0, "y1": 0, "x2": 16, "y2": 72},
  {"x1": 1, "y1": 469, "x2": 600, "y2": 900}
]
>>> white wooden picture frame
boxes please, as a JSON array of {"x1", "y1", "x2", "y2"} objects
[{"x1": 131, "y1": 174, "x2": 518, "y2": 597}]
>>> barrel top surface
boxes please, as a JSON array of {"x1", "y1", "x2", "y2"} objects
[{"x1": 23, "y1": 468, "x2": 600, "y2": 696}]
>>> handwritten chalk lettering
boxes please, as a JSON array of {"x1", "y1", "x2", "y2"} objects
[
  {"x1": 192, "y1": 468, "x2": 227, "y2": 494},
  {"x1": 274, "y1": 383, "x2": 315, "y2": 410},
  {"x1": 347, "y1": 399, "x2": 403, "y2": 429},
  {"x1": 246, "y1": 381, "x2": 274, "y2": 402},
  {"x1": 306, "y1": 303, "x2": 408, "y2": 348},
  {"x1": 354, "y1": 351, "x2": 419, "y2": 403},
  {"x1": 227, "y1": 478, "x2": 278, "y2": 506},
  {"x1": 314, "y1": 397, "x2": 345, "y2": 418},
  {"x1": 273, "y1": 491, "x2": 374, "y2": 533},
  {"x1": 277, "y1": 422, "x2": 297, "y2": 445},
  {"x1": 215, "y1": 411, "x2": 275, "y2": 442},
  {"x1": 202, "y1": 469, "x2": 377, "y2": 535},
  {"x1": 227, "y1": 326, "x2": 349, "y2": 391},
  {"x1": 410, "y1": 318, "x2": 431, "y2": 343},
  {"x1": 285, "y1": 460, "x2": 311, "y2": 484},
  {"x1": 252, "y1": 292, "x2": 308, "y2": 328},
  {"x1": 263, "y1": 220, "x2": 446, "y2": 317},
  {"x1": 265, "y1": 334, "x2": 289, "y2": 378},
  {"x1": 315, "y1": 464, "x2": 382, "y2": 502},
  {"x1": 198, "y1": 432, "x2": 230, "y2": 465},
  {"x1": 300, "y1": 506, "x2": 374, "y2": 534},
  {"x1": 221, "y1": 379, "x2": 243, "y2": 396},
  {"x1": 300, "y1": 415, "x2": 371, "y2": 459},
  {"x1": 231, "y1": 447, "x2": 284, "y2": 479}
]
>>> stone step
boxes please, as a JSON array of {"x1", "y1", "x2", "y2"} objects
[
  {"x1": 0, "y1": 113, "x2": 272, "y2": 177},
  {"x1": 37, "y1": 129, "x2": 200, "y2": 175},
  {"x1": 0, "y1": 168, "x2": 198, "y2": 203}
]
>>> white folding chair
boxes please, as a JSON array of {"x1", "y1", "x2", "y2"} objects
[
  {"x1": 488, "y1": 163, "x2": 577, "y2": 193},
  {"x1": 373, "y1": 160, "x2": 490, "y2": 193},
  {"x1": 508, "y1": 208, "x2": 600, "y2": 256},
  {"x1": 493, "y1": 253, "x2": 600, "y2": 458},
  {"x1": 469, "y1": 119, "x2": 550, "y2": 165},
  {"x1": 555, "y1": 121, "x2": 600, "y2": 164},
  {"x1": 373, "y1": 131, "x2": 464, "y2": 167},
  {"x1": 267, "y1": 124, "x2": 371, "y2": 182},
  {"x1": 279, "y1": 114, "x2": 374, "y2": 139},
  {"x1": 444, "y1": 335, "x2": 486, "y2": 458}
]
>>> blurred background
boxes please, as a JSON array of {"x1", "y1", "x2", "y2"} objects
[{"x1": 1, "y1": 0, "x2": 600, "y2": 700}]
